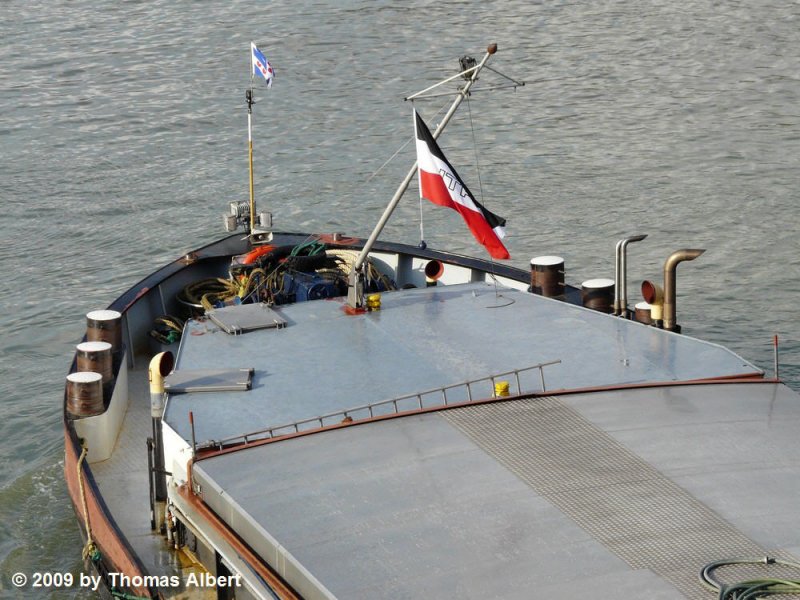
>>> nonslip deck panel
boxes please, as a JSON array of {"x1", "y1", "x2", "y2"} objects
[
  {"x1": 191, "y1": 383, "x2": 800, "y2": 600},
  {"x1": 165, "y1": 282, "x2": 760, "y2": 445},
  {"x1": 193, "y1": 412, "x2": 682, "y2": 600},
  {"x1": 443, "y1": 395, "x2": 772, "y2": 599}
]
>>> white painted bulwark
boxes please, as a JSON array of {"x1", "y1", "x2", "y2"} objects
[
  {"x1": 161, "y1": 419, "x2": 193, "y2": 487},
  {"x1": 73, "y1": 352, "x2": 129, "y2": 463}
]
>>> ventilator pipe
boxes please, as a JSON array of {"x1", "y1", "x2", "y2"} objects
[
  {"x1": 149, "y1": 351, "x2": 174, "y2": 417},
  {"x1": 614, "y1": 235, "x2": 647, "y2": 316},
  {"x1": 663, "y1": 249, "x2": 705, "y2": 331},
  {"x1": 149, "y1": 351, "x2": 174, "y2": 516},
  {"x1": 425, "y1": 260, "x2": 444, "y2": 286},
  {"x1": 613, "y1": 240, "x2": 623, "y2": 315},
  {"x1": 641, "y1": 280, "x2": 664, "y2": 324}
]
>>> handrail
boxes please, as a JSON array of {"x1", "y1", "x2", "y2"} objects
[{"x1": 196, "y1": 359, "x2": 561, "y2": 451}]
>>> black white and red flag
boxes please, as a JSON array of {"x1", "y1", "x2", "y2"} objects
[{"x1": 414, "y1": 110, "x2": 509, "y2": 260}]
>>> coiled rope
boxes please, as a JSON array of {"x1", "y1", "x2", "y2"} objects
[
  {"x1": 179, "y1": 278, "x2": 240, "y2": 311},
  {"x1": 148, "y1": 315, "x2": 184, "y2": 345},
  {"x1": 289, "y1": 239, "x2": 326, "y2": 257},
  {"x1": 700, "y1": 557, "x2": 800, "y2": 599},
  {"x1": 181, "y1": 242, "x2": 396, "y2": 311},
  {"x1": 327, "y1": 249, "x2": 396, "y2": 291}
]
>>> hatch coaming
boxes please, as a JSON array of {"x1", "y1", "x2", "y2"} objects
[{"x1": 189, "y1": 382, "x2": 800, "y2": 600}]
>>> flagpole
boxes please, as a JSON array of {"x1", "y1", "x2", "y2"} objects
[
  {"x1": 247, "y1": 88, "x2": 256, "y2": 234},
  {"x1": 247, "y1": 43, "x2": 256, "y2": 235},
  {"x1": 350, "y1": 43, "x2": 498, "y2": 290}
]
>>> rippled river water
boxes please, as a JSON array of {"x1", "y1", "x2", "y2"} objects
[{"x1": 1, "y1": 1, "x2": 798, "y2": 596}]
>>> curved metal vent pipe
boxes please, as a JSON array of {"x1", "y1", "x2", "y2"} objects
[
  {"x1": 614, "y1": 234, "x2": 647, "y2": 316},
  {"x1": 148, "y1": 351, "x2": 174, "y2": 530},
  {"x1": 663, "y1": 249, "x2": 705, "y2": 331}
]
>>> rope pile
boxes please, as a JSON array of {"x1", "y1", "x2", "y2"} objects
[
  {"x1": 178, "y1": 242, "x2": 395, "y2": 312},
  {"x1": 700, "y1": 557, "x2": 800, "y2": 599}
]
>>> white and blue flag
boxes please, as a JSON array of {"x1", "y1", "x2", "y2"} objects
[{"x1": 251, "y1": 42, "x2": 274, "y2": 88}]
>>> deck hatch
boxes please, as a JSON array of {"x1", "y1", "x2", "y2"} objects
[
  {"x1": 165, "y1": 282, "x2": 762, "y2": 447},
  {"x1": 206, "y1": 303, "x2": 286, "y2": 334},
  {"x1": 186, "y1": 382, "x2": 800, "y2": 599},
  {"x1": 164, "y1": 368, "x2": 254, "y2": 393}
]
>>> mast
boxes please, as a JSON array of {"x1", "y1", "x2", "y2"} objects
[{"x1": 347, "y1": 43, "x2": 498, "y2": 309}]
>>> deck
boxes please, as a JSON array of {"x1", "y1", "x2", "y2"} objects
[
  {"x1": 158, "y1": 279, "x2": 795, "y2": 599},
  {"x1": 163, "y1": 281, "x2": 760, "y2": 446},
  {"x1": 191, "y1": 383, "x2": 800, "y2": 599}
]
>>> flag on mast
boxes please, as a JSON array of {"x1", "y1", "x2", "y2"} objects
[
  {"x1": 251, "y1": 42, "x2": 274, "y2": 88},
  {"x1": 414, "y1": 110, "x2": 509, "y2": 260}
]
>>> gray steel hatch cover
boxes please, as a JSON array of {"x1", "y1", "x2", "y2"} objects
[
  {"x1": 164, "y1": 368, "x2": 254, "y2": 393},
  {"x1": 206, "y1": 303, "x2": 286, "y2": 334}
]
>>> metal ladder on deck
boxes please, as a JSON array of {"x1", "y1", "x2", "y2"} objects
[{"x1": 196, "y1": 359, "x2": 561, "y2": 451}]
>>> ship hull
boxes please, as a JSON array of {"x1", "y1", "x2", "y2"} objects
[{"x1": 63, "y1": 232, "x2": 800, "y2": 600}]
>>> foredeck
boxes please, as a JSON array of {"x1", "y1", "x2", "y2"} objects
[
  {"x1": 191, "y1": 382, "x2": 800, "y2": 599},
  {"x1": 163, "y1": 281, "x2": 760, "y2": 446}
]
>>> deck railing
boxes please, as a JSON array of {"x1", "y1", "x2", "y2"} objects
[{"x1": 196, "y1": 359, "x2": 561, "y2": 451}]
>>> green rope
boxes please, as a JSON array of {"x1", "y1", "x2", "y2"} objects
[
  {"x1": 290, "y1": 240, "x2": 325, "y2": 256},
  {"x1": 721, "y1": 579, "x2": 800, "y2": 600},
  {"x1": 149, "y1": 315, "x2": 184, "y2": 345},
  {"x1": 700, "y1": 557, "x2": 800, "y2": 599},
  {"x1": 85, "y1": 551, "x2": 151, "y2": 599}
]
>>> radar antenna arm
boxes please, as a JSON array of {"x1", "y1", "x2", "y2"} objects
[{"x1": 348, "y1": 44, "x2": 498, "y2": 309}]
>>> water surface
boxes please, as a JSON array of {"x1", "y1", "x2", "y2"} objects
[{"x1": 1, "y1": 1, "x2": 798, "y2": 596}]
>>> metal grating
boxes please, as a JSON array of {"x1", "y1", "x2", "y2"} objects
[{"x1": 441, "y1": 397, "x2": 768, "y2": 599}]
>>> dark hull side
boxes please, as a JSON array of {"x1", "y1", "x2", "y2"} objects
[
  {"x1": 62, "y1": 233, "x2": 253, "y2": 598},
  {"x1": 64, "y1": 422, "x2": 157, "y2": 598}
]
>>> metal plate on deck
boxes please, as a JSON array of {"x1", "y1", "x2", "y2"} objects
[
  {"x1": 188, "y1": 382, "x2": 800, "y2": 599},
  {"x1": 193, "y1": 412, "x2": 670, "y2": 600},
  {"x1": 166, "y1": 282, "x2": 763, "y2": 446},
  {"x1": 442, "y1": 395, "x2": 774, "y2": 600},
  {"x1": 206, "y1": 303, "x2": 286, "y2": 334},
  {"x1": 164, "y1": 368, "x2": 254, "y2": 393}
]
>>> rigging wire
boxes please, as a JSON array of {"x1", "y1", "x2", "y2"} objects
[
  {"x1": 413, "y1": 103, "x2": 425, "y2": 246},
  {"x1": 466, "y1": 94, "x2": 501, "y2": 299},
  {"x1": 466, "y1": 95, "x2": 486, "y2": 208},
  {"x1": 364, "y1": 96, "x2": 453, "y2": 184},
  {"x1": 365, "y1": 134, "x2": 415, "y2": 184},
  {"x1": 418, "y1": 177, "x2": 425, "y2": 247}
]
